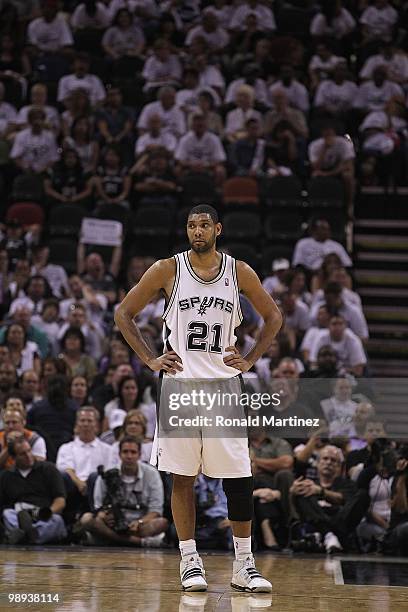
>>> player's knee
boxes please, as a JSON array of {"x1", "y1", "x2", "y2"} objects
[{"x1": 222, "y1": 476, "x2": 253, "y2": 522}]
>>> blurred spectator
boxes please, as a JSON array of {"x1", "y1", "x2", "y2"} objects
[
  {"x1": 31, "y1": 245, "x2": 69, "y2": 299},
  {"x1": 27, "y1": 374, "x2": 77, "y2": 456},
  {"x1": 293, "y1": 218, "x2": 352, "y2": 273},
  {"x1": 108, "y1": 409, "x2": 152, "y2": 463},
  {"x1": 310, "y1": 282, "x2": 369, "y2": 340},
  {"x1": 225, "y1": 85, "x2": 262, "y2": 143},
  {"x1": 320, "y1": 377, "x2": 358, "y2": 438},
  {"x1": 228, "y1": 118, "x2": 266, "y2": 177},
  {"x1": 95, "y1": 87, "x2": 134, "y2": 159},
  {"x1": 10, "y1": 274, "x2": 51, "y2": 316},
  {"x1": 0, "y1": 305, "x2": 49, "y2": 359},
  {"x1": 60, "y1": 274, "x2": 107, "y2": 327},
  {"x1": 103, "y1": 375, "x2": 140, "y2": 430},
  {"x1": 360, "y1": 0, "x2": 398, "y2": 46},
  {"x1": 175, "y1": 112, "x2": 226, "y2": 185},
  {"x1": 31, "y1": 299, "x2": 60, "y2": 355},
  {"x1": 308, "y1": 126, "x2": 355, "y2": 210},
  {"x1": 64, "y1": 115, "x2": 99, "y2": 174},
  {"x1": 59, "y1": 327, "x2": 97, "y2": 383},
  {"x1": 10, "y1": 107, "x2": 59, "y2": 174},
  {"x1": 309, "y1": 43, "x2": 346, "y2": 91},
  {"x1": 262, "y1": 258, "x2": 290, "y2": 296},
  {"x1": 0, "y1": 405, "x2": 47, "y2": 468},
  {"x1": 269, "y1": 66, "x2": 309, "y2": 115},
  {"x1": 92, "y1": 144, "x2": 131, "y2": 210},
  {"x1": 300, "y1": 305, "x2": 331, "y2": 364},
  {"x1": 138, "y1": 86, "x2": 186, "y2": 139},
  {"x1": 132, "y1": 148, "x2": 178, "y2": 207},
  {"x1": 230, "y1": 0, "x2": 276, "y2": 33},
  {"x1": 309, "y1": 315, "x2": 367, "y2": 376},
  {"x1": 355, "y1": 66, "x2": 403, "y2": 114},
  {"x1": 78, "y1": 251, "x2": 118, "y2": 305},
  {"x1": 134, "y1": 114, "x2": 177, "y2": 156},
  {"x1": 194, "y1": 52, "x2": 225, "y2": 96},
  {"x1": 0, "y1": 81, "x2": 17, "y2": 138},
  {"x1": 142, "y1": 38, "x2": 182, "y2": 93},
  {"x1": 313, "y1": 63, "x2": 358, "y2": 118},
  {"x1": 189, "y1": 91, "x2": 223, "y2": 136},
  {"x1": 383, "y1": 446, "x2": 408, "y2": 556},
  {"x1": 266, "y1": 89, "x2": 308, "y2": 141},
  {"x1": 310, "y1": 1, "x2": 356, "y2": 41},
  {"x1": 2, "y1": 323, "x2": 40, "y2": 376},
  {"x1": 58, "y1": 53, "x2": 106, "y2": 109},
  {"x1": 290, "y1": 445, "x2": 369, "y2": 553},
  {"x1": 194, "y1": 474, "x2": 232, "y2": 550},
  {"x1": 19, "y1": 369, "x2": 42, "y2": 411},
  {"x1": 0, "y1": 438, "x2": 66, "y2": 545},
  {"x1": 225, "y1": 63, "x2": 269, "y2": 110},
  {"x1": 360, "y1": 43, "x2": 408, "y2": 85},
  {"x1": 70, "y1": 375, "x2": 89, "y2": 409},
  {"x1": 70, "y1": 1, "x2": 111, "y2": 30},
  {"x1": 27, "y1": 0, "x2": 73, "y2": 54},
  {"x1": 185, "y1": 8, "x2": 229, "y2": 52},
  {"x1": 279, "y1": 291, "x2": 310, "y2": 349},
  {"x1": 61, "y1": 88, "x2": 92, "y2": 139},
  {"x1": 44, "y1": 148, "x2": 92, "y2": 206},
  {"x1": 102, "y1": 8, "x2": 145, "y2": 68},
  {"x1": 58, "y1": 300, "x2": 105, "y2": 360}
]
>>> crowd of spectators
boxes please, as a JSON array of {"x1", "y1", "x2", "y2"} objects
[{"x1": 0, "y1": 0, "x2": 406, "y2": 558}]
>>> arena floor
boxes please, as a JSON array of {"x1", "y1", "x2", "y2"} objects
[{"x1": 0, "y1": 547, "x2": 407, "y2": 612}]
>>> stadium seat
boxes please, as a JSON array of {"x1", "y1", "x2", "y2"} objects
[
  {"x1": 96, "y1": 203, "x2": 130, "y2": 225},
  {"x1": 262, "y1": 244, "x2": 294, "y2": 276},
  {"x1": 48, "y1": 238, "x2": 78, "y2": 273},
  {"x1": 49, "y1": 204, "x2": 86, "y2": 237},
  {"x1": 181, "y1": 173, "x2": 218, "y2": 207},
  {"x1": 11, "y1": 174, "x2": 43, "y2": 203},
  {"x1": 132, "y1": 205, "x2": 173, "y2": 237},
  {"x1": 223, "y1": 242, "x2": 259, "y2": 270},
  {"x1": 222, "y1": 211, "x2": 261, "y2": 240},
  {"x1": 222, "y1": 177, "x2": 259, "y2": 206},
  {"x1": 175, "y1": 207, "x2": 192, "y2": 237},
  {"x1": 6, "y1": 202, "x2": 44, "y2": 227},
  {"x1": 307, "y1": 176, "x2": 345, "y2": 208},
  {"x1": 264, "y1": 211, "x2": 303, "y2": 241},
  {"x1": 261, "y1": 176, "x2": 303, "y2": 208}
]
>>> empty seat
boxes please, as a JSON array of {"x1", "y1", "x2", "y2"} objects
[
  {"x1": 307, "y1": 177, "x2": 345, "y2": 208},
  {"x1": 49, "y1": 204, "x2": 86, "y2": 237},
  {"x1": 181, "y1": 173, "x2": 218, "y2": 206},
  {"x1": 96, "y1": 203, "x2": 130, "y2": 225},
  {"x1": 6, "y1": 202, "x2": 44, "y2": 227},
  {"x1": 261, "y1": 176, "x2": 303, "y2": 208},
  {"x1": 48, "y1": 238, "x2": 78, "y2": 274},
  {"x1": 132, "y1": 205, "x2": 173, "y2": 237},
  {"x1": 223, "y1": 177, "x2": 259, "y2": 206},
  {"x1": 223, "y1": 243, "x2": 259, "y2": 270},
  {"x1": 264, "y1": 211, "x2": 303, "y2": 241},
  {"x1": 222, "y1": 211, "x2": 261, "y2": 240},
  {"x1": 11, "y1": 174, "x2": 43, "y2": 203}
]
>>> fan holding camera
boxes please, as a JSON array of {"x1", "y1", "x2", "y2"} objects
[
  {"x1": 79, "y1": 436, "x2": 168, "y2": 546},
  {"x1": 382, "y1": 444, "x2": 408, "y2": 556}
]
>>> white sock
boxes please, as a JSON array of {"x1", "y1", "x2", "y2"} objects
[
  {"x1": 179, "y1": 539, "x2": 197, "y2": 558},
  {"x1": 233, "y1": 536, "x2": 251, "y2": 560}
]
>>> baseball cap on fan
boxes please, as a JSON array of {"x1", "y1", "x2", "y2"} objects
[{"x1": 273, "y1": 258, "x2": 290, "y2": 272}]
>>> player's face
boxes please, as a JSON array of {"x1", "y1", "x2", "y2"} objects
[{"x1": 187, "y1": 214, "x2": 220, "y2": 253}]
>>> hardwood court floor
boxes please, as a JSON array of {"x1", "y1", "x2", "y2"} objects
[{"x1": 0, "y1": 547, "x2": 407, "y2": 612}]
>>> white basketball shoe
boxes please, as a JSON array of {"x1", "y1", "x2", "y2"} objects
[
  {"x1": 231, "y1": 554, "x2": 272, "y2": 593},
  {"x1": 180, "y1": 554, "x2": 208, "y2": 591}
]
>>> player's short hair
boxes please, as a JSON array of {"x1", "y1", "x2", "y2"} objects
[{"x1": 188, "y1": 205, "x2": 219, "y2": 224}]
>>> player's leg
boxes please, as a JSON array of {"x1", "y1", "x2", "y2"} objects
[
  {"x1": 203, "y1": 438, "x2": 272, "y2": 593},
  {"x1": 172, "y1": 473, "x2": 208, "y2": 592}
]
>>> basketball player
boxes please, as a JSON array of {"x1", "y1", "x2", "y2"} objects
[{"x1": 115, "y1": 205, "x2": 282, "y2": 592}]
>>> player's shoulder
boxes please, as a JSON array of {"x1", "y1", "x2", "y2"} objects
[{"x1": 150, "y1": 257, "x2": 177, "y2": 278}]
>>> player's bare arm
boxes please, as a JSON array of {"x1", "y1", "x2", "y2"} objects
[
  {"x1": 114, "y1": 258, "x2": 183, "y2": 375},
  {"x1": 223, "y1": 260, "x2": 283, "y2": 372}
]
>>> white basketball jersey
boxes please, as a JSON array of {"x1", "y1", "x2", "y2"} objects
[{"x1": 162, "y1": 251, "x2": 243, "y2": 379}]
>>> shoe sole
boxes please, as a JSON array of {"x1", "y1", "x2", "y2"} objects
[
  {"x1": 231, "y1": 583, "x2": 272, "y2": 593},
  {"x1": 182, "y1": 585, "x2": 208, "y2": 592}
]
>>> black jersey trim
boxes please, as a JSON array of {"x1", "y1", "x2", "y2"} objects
[
  {"x1": 162, "y1": 254, "x2": 180, "y2": 320},
  {"x1": 183, "y1": 250, "x2": 226, "y2": 285},
  {"x1": 232, "y1": 257, "x2": 243, "y2": 323}
]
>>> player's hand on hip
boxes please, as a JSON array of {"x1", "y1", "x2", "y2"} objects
[
  {"x1": 223, "y1": 346, "x2": 251, "y2": 372},
  {"x1": 148, "y1": 350, "x2": 183, "y2": 375}
]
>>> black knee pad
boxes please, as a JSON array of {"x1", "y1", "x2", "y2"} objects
[{"x1": 222, "y1": 476, "x2": 254, "y2": 521}]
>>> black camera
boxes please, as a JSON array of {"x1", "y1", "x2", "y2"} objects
[
  {"x1": 30, "y1": 507, "x2": 52, "y2": 522},
  {"x1": 97, "y1": 466, "x2": 129, "y2": 534}
]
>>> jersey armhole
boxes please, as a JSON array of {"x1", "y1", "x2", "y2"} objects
[
  {"x1": 232, "y1": 257, "x2": 243, "y2": 323},
  {"x1": 162, "y1": 255, "x2": 180, "y2": 321}
]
